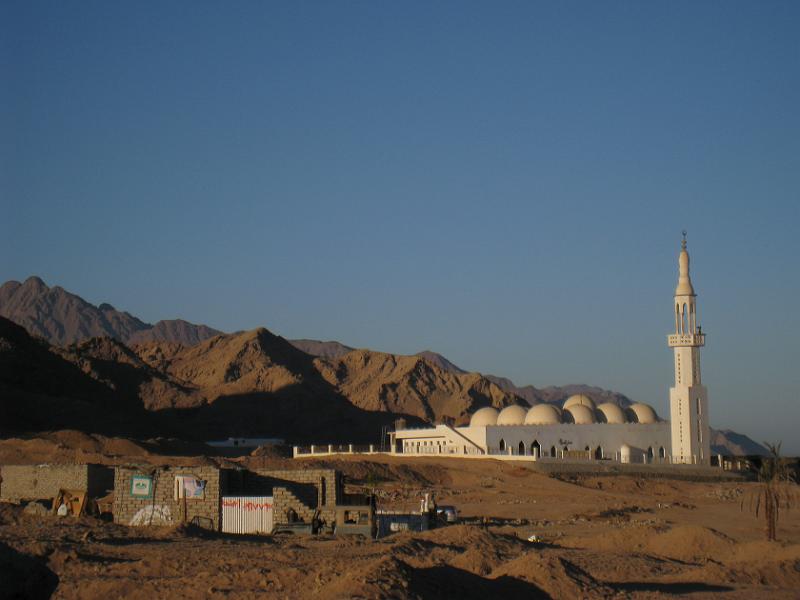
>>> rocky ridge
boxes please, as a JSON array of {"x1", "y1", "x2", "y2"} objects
[{"x1": 0, "y1": 277, "x2": 221, "y2": 347}]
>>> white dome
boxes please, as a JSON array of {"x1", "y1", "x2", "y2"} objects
[
  {"x1": 496, "y1": 405, "x2": 528, "y2": 426},
  {"x1": 563, "y1": 394, "x2": 596, "y2": 411},
  {"x1": 469, "y1": 407, "x2": 499, "y2": 427},
  {"x1": 564, "y1": 404, "x2": 596, "y2": 424},
  {"x1": 596, "y1": 403, "x2": 627, "y2": 424},
  {"x1": 524, "y1": 404, "x2": 562, "y2": 425},
  {"x1": 626, "y1": 403, "x2": 658, "y2": 424}
]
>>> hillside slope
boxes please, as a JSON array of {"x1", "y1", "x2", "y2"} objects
[{"x1": 315, "y1": 350, "x2": 520, "y2": 423}]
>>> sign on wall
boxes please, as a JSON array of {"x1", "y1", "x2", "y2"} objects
[
  {"x1": 174, "y1": 475, "x2": 206, "y2": 500},
  {"x1": 130, "y1": 475, "x2": 153, "y2": 498}
]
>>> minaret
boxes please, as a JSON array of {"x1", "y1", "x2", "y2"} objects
[{"x1": 668, "y1": 232, "x2": 710, "y2": 464}]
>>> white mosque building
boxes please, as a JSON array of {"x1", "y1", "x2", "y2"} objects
[{"x1": 389, "y1": 236, "x2": 711, "y2": 465}]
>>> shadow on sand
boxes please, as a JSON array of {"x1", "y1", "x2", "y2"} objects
[{"x1": 409, "y1": 564, "x2": 550, "y2": 599}]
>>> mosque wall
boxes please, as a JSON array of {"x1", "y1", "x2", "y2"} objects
[
  {"x1": 480, "y1": 423, "x2": 671, "y2": 461},
  {"x1": 394, "y1": 421, "x2": 671, "y2": 463}
]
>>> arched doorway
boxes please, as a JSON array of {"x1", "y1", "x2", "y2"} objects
[
  {"x1": 499, "y1": 439, "x2": 506, "y2": 453},
  {"x1": 550, "y1": 445, "x2": 556, "y2": 458},
  {"x1": 594, "y1": 445, "x2": 603, "y2": 460},
  {"x1": 518, "y1": 441, "x2": 525, "y2": 456},
  {"x1": 531, "y1": 440, "x2": 541, "y2": 458},
  {"x1": 647, "y1": 446, "x2": 654, "y2": 463},
  {"x1": 659, "y1": 446, "x2": 666, "y2": 460}
]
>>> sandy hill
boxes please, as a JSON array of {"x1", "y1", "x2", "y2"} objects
[{"x1": 0, "y1": 276, "x2": 221, "y2": 347}]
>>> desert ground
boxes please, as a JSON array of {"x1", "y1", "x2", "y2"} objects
[{"x1": 1, "y1": 433, "x2": 799, "y2": 599}]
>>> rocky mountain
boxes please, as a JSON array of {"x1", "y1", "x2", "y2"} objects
[
  {"x1": 314, "y1": 349, "x2": 518, "y2": 424},
  {"x1": 128, "y1": 319, "x2": 221, "y2": 346},
  {"x1": 711, "y1": 429, "x2": 769, "y2": 456},
  {"x1": 0, "y1": 316, "x2": 523, "y2": 442},
  {"x1": 412, "y1": 352, "x2": 633, "y2": 408},
  {"x1": 0, "y1": 277, "x2": 221, "y2": 347},
  {"x1": 0, "y1": 317, "x2": 150, "y2": 435},
  {"x1": 289, "y1": 339, "x2": 355, "y2": 360},
  {"x1": 0, "y1": 315, "x2": 771, "y2": 454},
  {"x1": 0, "y1": 280, "x2": 770, "y2": 455},
  {"x1": 415, "y1": 351, "x2": 468, "y2": 375},
  {"x1": 0, "y1": 277, "x2": 637, "y2": 410}
]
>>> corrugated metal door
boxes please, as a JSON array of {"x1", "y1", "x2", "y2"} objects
[{"x1": 221, "y1": 496, "x2": 273, "y2": 534}]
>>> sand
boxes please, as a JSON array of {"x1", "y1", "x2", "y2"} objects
[{"x1": 1, "y1": 441, "x2": 799, "y2": 599}]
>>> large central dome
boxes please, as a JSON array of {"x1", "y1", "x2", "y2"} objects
[
  {"x1": 496, "y1": 405, "x2": 527, "y2": 425},
  {"x1": 524, "y1": 404, "x2": 561, "y2": 425}
]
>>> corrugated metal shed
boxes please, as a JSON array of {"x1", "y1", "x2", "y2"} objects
[{"x1": 221, "y1": 496, "x2": 273, "y2": 535}]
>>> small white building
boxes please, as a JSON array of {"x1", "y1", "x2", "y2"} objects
[{"x1": 207, "y1": 438, "x2": 285, "y2": 449}]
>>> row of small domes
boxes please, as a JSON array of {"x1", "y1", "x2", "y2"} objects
[{"x1": 469, "y1": 394, "x2": 659, "y2": 427}]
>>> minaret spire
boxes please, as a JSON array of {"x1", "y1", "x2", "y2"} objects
[
  {"x1": 675, "y1": 231, "x2": 695, "y2": 297},
  {"x1": 668, "y1": 232, "x2": 710, "y2": 465}
]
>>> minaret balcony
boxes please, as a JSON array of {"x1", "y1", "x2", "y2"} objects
[{"x1": 667, "y1": 333, "x2": 705, "y2": 347}]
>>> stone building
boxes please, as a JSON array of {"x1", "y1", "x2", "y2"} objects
[
  {"x1": 113, "y1": 465, "x2": 223, "y2": 528},
  {"x1": 0, "y1": 464, "x2": 113, "y2": 503},
  {"x1": 113, "y1": 464, "x2": 361, "y2": 533}
]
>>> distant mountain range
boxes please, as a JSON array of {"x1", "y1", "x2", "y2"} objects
[
  {"x1": 0, "y1": 277, "x2": 221, "y2": 346},
  {"x1": 0, "y1": 276, "x2": 768, "y2": 454}
]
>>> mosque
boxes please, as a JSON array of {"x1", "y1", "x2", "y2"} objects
[{"x1": 389, "y1": 236, "x2": 711, "y2": 465}]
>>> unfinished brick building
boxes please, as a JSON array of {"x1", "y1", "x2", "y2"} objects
[
  {"x1": 0, "y1": 464, "x2": 113, "y2": 504},
  {"x1": 113, "y1": 465, "x2": 371, "y2": 534},
  {"x1": 113, "y1": 465, "x2": 223, "y2": 529}
]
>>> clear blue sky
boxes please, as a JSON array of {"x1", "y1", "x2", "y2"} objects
[{"x1": 2, "y1": 2, "x2": 799, "y2": 452}]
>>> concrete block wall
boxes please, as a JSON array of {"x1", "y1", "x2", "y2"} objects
[
  {"x1": 113, "y1": 466, "x2": 221, "y2": 529},
  {"x1": 272, "y1": 487, "x2": 319, "y2": 524},
  {"x1": 0, "y1": 464, "x2": 113, "y2": 503},
  {"x1": 253, "y1": 469, "x2": 340, "y2": 526},
  {"x1": 255, "y1": 469, "x2": 340, "y2": 504}
]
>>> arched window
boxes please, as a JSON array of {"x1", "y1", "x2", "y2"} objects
[
  {"x1": 594, "y1": 446, "x2": 603, "y2": 460},
  {"x1": 647, "y1": 447, "x2": 654, "y2": 462},
  {"x1": 518, "y1": 441, "x2": 525, "y2": 456},
  {"x1": 659, "y1": 446, "x2": 666, "y2": 459},
  {"x1": 681, "y1": 303, "x2": 688, "y2": 334},
  {"x1": 499, "y1": 439, "x2": 506, "y2": 453},
  {"x1": 550, "y1": 445, "x2": 557, "y2": 458},
  {"x1": 531, "y1": 440, "x2": 541, "y2": 457}
]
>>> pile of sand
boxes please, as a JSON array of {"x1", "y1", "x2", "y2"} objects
[
  {"x1": 646, "y1": 525, "x2": 736, "y2": 562},
  {"x1": 492, "y1": 551, "x2": 614, "y2": 598}
]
